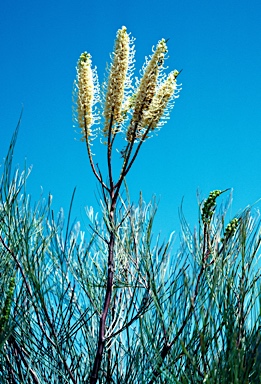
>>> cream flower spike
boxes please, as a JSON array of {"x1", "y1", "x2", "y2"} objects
[
  {"x1": 127, "y1": 39, "x2": 168, "y2": 142},
  {"x1": 140, "y1": 70, "x2": 179, "y2": 131},
  {"x1": 74, "y1": 28, "x2": 181, "y2": 147},
  {"x1": 76, "y1": 52, "x2": 94, "y2": 140},
  {"x1": 103, "y1": 26, "x2": 130, "y2": 136}
]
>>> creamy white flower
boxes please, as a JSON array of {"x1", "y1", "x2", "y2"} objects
[
  {"x1": 103, "y1": 26, "x2": 130, "y2": 135},
  {"x1": 74, "y1": 52, "x2": 100, "y2": 141}
]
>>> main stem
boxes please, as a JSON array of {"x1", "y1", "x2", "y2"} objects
[
  {"x1": 90, "y1": 196, "x2": 116, "y2": 384},
  {"x1": 89, "y1": 115, "x2": 133, "y2": 382}
]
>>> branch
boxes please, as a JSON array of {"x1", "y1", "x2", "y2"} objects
[
  {"x1": 0, "y1": 235, "x2": 77, "y2": 384},
  {"x1": 85, "y1": 137, "x2": 109, "y2": 192},
  {"x1": 90, "y1": 230, "x2": 115, "y2": 383}
]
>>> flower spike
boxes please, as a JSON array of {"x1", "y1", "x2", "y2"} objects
[
  {"x1": 103, "y1": 26, "x2": 130, "y2": 136},
  {"x1": 140, "y1": 70, "x2": 179, "y2": 131},
  {"x1": 127, "y1": 39, "x2": 168, "y2": 141},
  {"x1": 74, "y1": 52, "x2": 100, "y2": 142},
  {"x1": 76, "y1": 53, "x2": 94, "y2": 140}
]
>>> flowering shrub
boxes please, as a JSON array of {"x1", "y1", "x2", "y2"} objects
[{"x1": 1, "y1": 27, "x2": 261, "y2": 384}]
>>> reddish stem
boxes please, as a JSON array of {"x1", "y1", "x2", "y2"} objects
[{"x1": 90, "y1": 202, "x2": 115, "y2": 383}]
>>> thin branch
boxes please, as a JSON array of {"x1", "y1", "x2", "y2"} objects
[
  {"x1": 90, "y1": 229, "x2": 115, "y2": 383},
  {"x1": 85, "y1": 137, "x2": 109, "y2": 192},
  {"x1": 148, "y1": 230, "x2": 211, "y2": 383},
  {"x1": 0, "y1": 235, "x2": 56, "y2": 349},
  {"x1": 0, "y1": 235, "x2": 77, "y2": 383},
  {"x1": 9, "y1": 335, "x2": 40, "y2": 384}
]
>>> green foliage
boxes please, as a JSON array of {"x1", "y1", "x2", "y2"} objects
[{"x1": 1, "y1": 123, "x2": 261, "y2": 383}]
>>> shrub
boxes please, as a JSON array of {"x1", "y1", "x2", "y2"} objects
[{"x1": 1, "y1": 27, "x2": 261, "y2": 384}]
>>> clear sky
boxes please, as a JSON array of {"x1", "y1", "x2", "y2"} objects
[{"x1": 1, "y1": 0, "x2": 261, "y2": 240}]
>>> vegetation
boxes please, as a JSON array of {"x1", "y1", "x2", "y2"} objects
[{"x1": 1, "y1": 27, "x2": 261, "y2": 383}]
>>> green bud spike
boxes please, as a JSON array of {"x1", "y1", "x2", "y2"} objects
[
  {"x1": 201, "y1": 189, "x2": 227, "y2": 225},
  {"x1": 221, "y1": 218, "x2": 239, "y2": 243}
]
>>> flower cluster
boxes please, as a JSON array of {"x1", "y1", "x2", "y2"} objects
[
  {"x1": 139, "y1": 70, "x2": 179, "y2": 130},
  {"x1": 127, "y1": 40, "x2": 180, "y2": 142},
  {"x1": 74, "y1": 52, "x2": 100, "y2": 141},
  {"x1": 0, "y1": 276, "x2": 16, "y2": 333},
  {"x1": 201, "y1": 190, "x2": 222, "y2": 224},
  {"x1": 103, "y1": 26, "x2": 130, "y2": 136},
  {"x1": 221, "y1": 218, "x2": 239, "y2": 243},
  {"x1": 74, "y1": 27, "x2": 180, "y2": 144},
  {"x1": 132, "y1": 39, "x2": 167, "y2": 122},
  {"x1": 75, "y1": 53, "x2": 94, "y2": 139}
]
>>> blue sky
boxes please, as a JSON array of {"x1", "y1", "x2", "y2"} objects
[{"x1": 1, "y1": 0, "x2": 261, "y2": 239}]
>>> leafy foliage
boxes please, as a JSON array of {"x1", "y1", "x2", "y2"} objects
[{"x1": 1, "y1": 125, "x2": 261, "y2": 383}]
